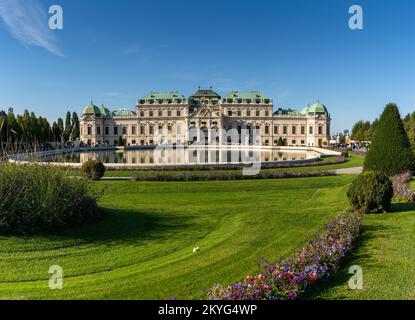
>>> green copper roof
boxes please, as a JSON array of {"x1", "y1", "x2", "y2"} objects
[
  {"x1": 142, "y1": 91, "x2": 185, "y2": 100},
  {"x1": 224, "y1": 91, "x2": 270, "y2": 101},
  {"x1": 83, "y1": 101, "x2": 101, "y2": 116},
  {"x1": 112, "y1": 108, "x2": 136, "y2": 117},
  {"x1": 190, "y1": 87, "x2": 221, "y2": 99},
  {"x1": 302, "y1": 101, "x2": 328, "y2": 115},
  {"x1": 273, "y1": 108, "x2": 303, "y2": 116},
  {"x1": 99, "y1": 104, "x2": 111, "y2": 117}
]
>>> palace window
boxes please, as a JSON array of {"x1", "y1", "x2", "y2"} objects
[
  {"x1": 140, "y1": 126, "x2": 145, "y2": 135},
  {"x1": 122, "y1": 126, "x2": 127, "y2": 135},
  {"x1": 283, "y1": 126, "x2": 287, "y2": 135},
  {"x1": 87, "y1": 127, "x2": 92, "y2": 135},
  {"x1": 318, "y1": 126, "x2": 323, "y2": 135},
  {"x1": 247, "y1": 110, "x2": 251, "y2": 116},
  {"x1": 167, "y1": 125, "x2": 172, "y2": 133},
  {"x1": 168, "y1": 110, "x2": 172, "y2": 117},
  {"x1": 301, "y1": 140, "x2": 305, "y2": 145},
  {"x1": 301, "y1": 126, "x2": 305, "y2": 135},
  {"x1": 177, "y1": 110, "x2": 181, "y2": 117},
  {"x1": 265, "y1": 126, "x2": 270, "y2": 134},
  {"x1": 158, "y1": 110, "x2": 163, "y2": 117},
  {"x1": 140, "y1": 111, "x2": 144, "y2": 117},
  {"x1": 265, "y1": 110, "x2": 269, "y2": 117},
  {"x1": 114, "y1": 127, "x2": 118, "y2": 135},
  {"x1": 96, "y1": 126, "x2": 101, "y2": 135},
  {"x1": 256, "y1": 110, "x2": 260, "y2": 117},
  {"x1": 105, "y1": 127, "x2": 109, "y2": 135},
  {"x1": 292, "y1": 140, "x2": 296, "y2": 145},
  {"x1": 292, "y1": 126, "x2": 296, "y2": 135},
  {"x1": 150, "y1": 125, "x2": 154, "y2": 135},
  {"x1": 274, "y1": 125, "x2": 279, "y2": 134},
  {"x1": 309, "y1": 126, "x2": 314, "y2": 134},
  {"x1": 149, "y1": 111, "x2": 154, "y2": 117},
  {"x1": 237, "y1": 110, "x2": 241, "y2": 117},
  {"x1": 159, "y1": 125, "x2": 163, "y2": 134},
  {"x1": 228, "y1": 110, "x2": 233, "y2": 116},
  {"x1": 132, "y1": 125, "x2": 137, "y2": 135}
]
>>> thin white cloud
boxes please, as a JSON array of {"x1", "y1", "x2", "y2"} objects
[{"x1": 0, "y1": 0, "x2": 63, "y2": 56}]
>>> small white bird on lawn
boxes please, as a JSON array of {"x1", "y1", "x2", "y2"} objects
[{"x1": 193, "y1": 247, "x2": 200, "y2": 253}]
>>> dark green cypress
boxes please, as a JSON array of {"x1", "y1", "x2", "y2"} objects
[{"x1": 364, "y1": 103, "x2": 414, "y2": 175}]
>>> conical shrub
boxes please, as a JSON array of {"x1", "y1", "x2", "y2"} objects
[{"x1": 364, "y1": 103, "x2": 414, "y2": 175}]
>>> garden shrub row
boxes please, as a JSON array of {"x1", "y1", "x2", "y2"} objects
[
  {"x1": 0, "y1": 163, "x2": 102, "y2": 235},
  {"x1": 207, "y1": 210, "x2": 364, "y2": 300},
  {"x1": 131, "y1": 170, "x2": 336, "y2": 182}
]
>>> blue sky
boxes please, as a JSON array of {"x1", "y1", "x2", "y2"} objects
[{"x1": 0, "y1": 0, "x2": 415, "y2": 133}]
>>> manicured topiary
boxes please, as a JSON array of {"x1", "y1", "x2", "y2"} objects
[
  {"x1": 341, "y1": 150, "x2": 349, "y2": 158},
  {"x1": 364, "y1": 103, "x2": 415, "y2": 175},
  {"x1": 81, "y1": 159, "x2": 106, "y2": 180},
  {"x1": 347, "y1": 171, "x2": 393, "y2": 213},
  {"x1": 0, "y1": 164, "x2": 102, "y2": 235},
  {"x1": 276, "y1": 137, "x2": 285, "y2": 146}
]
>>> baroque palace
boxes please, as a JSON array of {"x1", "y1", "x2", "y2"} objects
[{"x1": 80, "y1": 88, "x2": 331, "y2": 147}]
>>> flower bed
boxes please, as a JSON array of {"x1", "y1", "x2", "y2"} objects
[
  {"x1": 391, "y1": 171, "x2": 415, "y2": 203},
  {"x1": 207, "y1": 210, "x2": 364, "y2": 300},
  {"x1": 131, "y1": 170, "x2": 336, "y2": 182},
  {"x1": 106, "y1": 156, "x2": 346, "y2": 172}
]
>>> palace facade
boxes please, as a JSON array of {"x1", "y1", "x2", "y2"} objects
[{"x1": 80, "y1": 88, "x2": 331, "y2": 147}]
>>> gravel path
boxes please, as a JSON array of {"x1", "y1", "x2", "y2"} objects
[{"x1": 333, "y1": 167, "x2": 363, "y2": 175}]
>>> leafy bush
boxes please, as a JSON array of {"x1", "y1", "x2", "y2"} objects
[
  {"x1": 131, "y1": 170, "x2": 336, "y2": 182},
  {"x1": 0, "y1": 164, "x2": 102, "y2": 235},
  {"x1": 392, "y1": 171, "x2": 415, "y2": 203},
  {"x1": 347, "y1": 171, "x2": 393, "y2": 213},
  {"x1": 208, "y1": 210, "x2": 364, "y2": 300},
  {"x1": 81, "y1": 159, "x2": 106, "y2": 180},
  {"x1": 364, "y1": 103, "x2": 415, "y2": 175}
]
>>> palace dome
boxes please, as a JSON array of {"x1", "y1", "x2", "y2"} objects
[
  {"x1": 83, "y1": 101, "x2": 101, "y2": 116},
  {"x1": 302, "y1": 101, "x2": 328, "y2": 115},
  {"x1": 308, "y1": 101, "x2": 328, "y2": 114}
]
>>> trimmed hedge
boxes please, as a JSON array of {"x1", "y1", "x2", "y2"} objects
[
  {"x1": 81, "y1": 159, "x2": 106, "y2": 180},
  {"x1": 347, "y1": 171, "x2": 393, "y2": 213},
  {"x1": 131, "y1": 170, "x2": 336, "y2": 182},
  {"x1": 0, "y1": 164, "x2": 102, "y2": 235}
]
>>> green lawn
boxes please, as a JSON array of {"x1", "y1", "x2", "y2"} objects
[
  {"x1": 309, "y1": 202, "x2": 415, "y2": 300},
  {"x1": 0, "y1": 175, "x2": 354, "y2": 300},
  {"x1": 102, "y1": 154, "x2": 365, "y2": 177}
]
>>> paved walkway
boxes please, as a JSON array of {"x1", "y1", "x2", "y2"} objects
[{"x1": 333, "y1": 167, "x2": 363, "y2": 175}]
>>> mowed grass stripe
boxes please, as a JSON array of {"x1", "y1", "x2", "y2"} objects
[{"x1": 0, "y1": 175, "x2": 354, "y2": 299}]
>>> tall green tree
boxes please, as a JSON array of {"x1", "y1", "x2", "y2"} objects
[
  {"x1": 71, "y1": 112, "x2": 80, "y2": 140},
  {"x1": 63, "y1": 111, "x2": 72, "y2": 141},
  {"x1": 364, "y1": 103, "x2": 414, "y2": 175}
]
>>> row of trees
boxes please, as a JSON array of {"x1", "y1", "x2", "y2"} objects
[
  {"x1": 351, "y1": 119, "x2": 378, "y2": 142},
  {"x1": 0, "y1": 108, "x2": 80, "y2": 153}
]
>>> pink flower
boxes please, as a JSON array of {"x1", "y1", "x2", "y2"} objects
[
  {"x1": 245, "y1": 275, "x2": 254, "y2": 282},
  {"x1": 309, "y1": 272, "x2": 318, "y2": 281}
]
